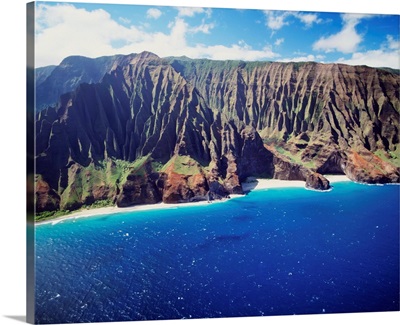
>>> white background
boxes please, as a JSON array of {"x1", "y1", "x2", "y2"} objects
[{"x1": 0, "y1": 0, "x2": 398, "y2": 324}]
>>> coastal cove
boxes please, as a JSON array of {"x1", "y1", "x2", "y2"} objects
[
  {"x1": 34, "y1": 179, "x2": 399, "y2": 323},
  {"x1": 36, "y1": 175, "x2": 350, "y2": 226}
]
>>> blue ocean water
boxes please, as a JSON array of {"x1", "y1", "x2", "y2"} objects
[{"x1": 34, "y1": 182, "x2": 400, "y2": 323}]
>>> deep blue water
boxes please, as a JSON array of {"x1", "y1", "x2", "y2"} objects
[{"x1": 34, "y1": 182, "x2": 400, "y2": 323}]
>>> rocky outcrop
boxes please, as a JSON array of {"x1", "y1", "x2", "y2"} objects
[
  {"x1": 35, "y1": 178, "x2": 60, "y2": 213},
  {"x1": 162, "y1": 172, "x2": 209, "y2": 203},
  {"x1": 239, "y1": 126, "x2": 274, "y2": 179},
  {"x1": 344, "y1": 150, "x2": 400, "y2": 184},
  {"x1": 305, "y1": 173, "x2": 331, "y2": 191},
  {"x1": 272, "y1": 157, "x2": 308, "y2": 181},
  {"x1": 34, "y1": 52, "x2": 400, "y2": 213},
  {"x1": 116, "y1": 173, "x2": 163, "y2": 207}
]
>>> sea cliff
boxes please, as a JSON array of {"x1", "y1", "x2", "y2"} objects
[{"x1": 35, "y1": 52, "x2": 400, "y2": 217}]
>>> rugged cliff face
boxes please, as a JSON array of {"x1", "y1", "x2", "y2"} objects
[
  {"x1": 35, "y1": 52, "x2": 400, "y2": 213},
  {"x1": 35, "y1": 54, "x2": 140, "y2": 110},
  {"x1": 169, "y1": 57, "x2": 400, "y2": 181}
]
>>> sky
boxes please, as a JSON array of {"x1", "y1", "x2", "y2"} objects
[{"x1": 34, "y1": 1, "x2": 399, "y2": 69}]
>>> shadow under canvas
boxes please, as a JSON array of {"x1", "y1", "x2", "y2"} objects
[{"x1": 4, "y1": 316, "x2": 27, "y2": 323}]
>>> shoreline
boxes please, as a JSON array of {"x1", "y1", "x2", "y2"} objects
[
  {"x1": 241, "y1": 174, "x2": 350, "y2": 192},
  {"x1": 36, "y1": 175, "x2": 351, "y2": 226}
]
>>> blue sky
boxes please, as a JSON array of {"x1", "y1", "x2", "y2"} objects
[{"x1": 35, "y1": 1, "x2": 399, "y2": 69}]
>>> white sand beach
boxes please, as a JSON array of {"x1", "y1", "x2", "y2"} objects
[
  {"x1": 37, "y1": 200, "x2": 216, "y2": 226},
  {"x1": 241, "y1": 174, "x2": 350, "y2": 192},
  {"x1": 325, "y1": 174, "x2": 352, "y2": 183},
  {"x1": 37, "y1": 174, "x2": 351, "y2": 226}
]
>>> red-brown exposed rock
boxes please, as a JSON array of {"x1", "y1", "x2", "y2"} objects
[
  {"x1": 162, "y1": 172, "x2": 209, "y2": 203},
  {"x1": 35, "y1": 179, "x2": 60, "y2": 212},
  {"x1": 305, "y1": 173, "x2": 331, "y2": 191},
  {"x1": 344, "y1": 150, "x2": 400, "y2": 183}
]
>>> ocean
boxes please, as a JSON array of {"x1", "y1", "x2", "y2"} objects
[{"x1": 34, "y1": 182, "x2": 400, "y2": 323}]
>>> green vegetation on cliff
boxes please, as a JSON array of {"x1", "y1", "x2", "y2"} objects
[
  {"x1": 34, "y1": 52, "x2": 400, "y2": 216},
  {"x1": 161, "y1": 155, "x2": 204, "y2": 175},
  {"x1": 56, "y1": 159, "x2": 133, "y2": 211}
]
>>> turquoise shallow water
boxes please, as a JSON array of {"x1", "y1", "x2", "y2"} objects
[{"x1": 34, "y1": 182, "x2": 400, "y2": 323}]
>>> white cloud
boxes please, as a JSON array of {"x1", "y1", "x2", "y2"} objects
[
  {"x1": 313, "y1": 26, "x2": 361, "y2": 53},
  {"x1": 342, "y1": 13, "x2": 372, "y2": 26},
  {"x1": 317, "y1": 32, "x2": 399, "y2": 69},
  {"x1": 189, "y1": 22, "x2": 215, "y2": 34},
  {"x1": 146, "y1": 8, "x2": 162, "y2": 20},
  {"x1": 264, "y1": 11, "x2": 290, "y2": 30},
  {"x1": 118, "y1": 25, "x2": 279, "y2": 62},
  {"x1": 35, "y1": 4, "x2": 278, "y2": 67},
  {"x1": 386, "y1": 35, "x2": 399, "y2": 50},
  {"x1": 177, "y1": 7, "x2": 211, "y2": 17},
  {"x1": 274, "y1": 38, "x2": 284, "y2": 46},
  {"x1": 190, "y1": 43, "x2": 279, "y2": 61},
  {"x1": 338, "y1": 50, "x2": 399, "y2": 69},
  {"x1": 313, "y1": 13, "x2": 370, "y2": 53},
  {"x1": 280, "y1": 54, "x2": 325, "y2": 63},
  {"x1": 118, "y1": 17, "x2": 131, "y2": 25},
  {"x1": 35, "y1": 4, "x2": 145, "y2": 67},
  {"x1": 293, "y1": 13, "x2": 322, "y2": 28},
  {"x1": 264, "y1": 11, "x2": 323, "y2": 31}
]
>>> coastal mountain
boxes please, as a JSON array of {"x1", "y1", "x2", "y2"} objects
[
  {"x1": 35, "y1": 51, "x2": 400, "y2": 214},
  {"x1": 35, "y1": 54, "x2": 138, "y2": 111}
]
